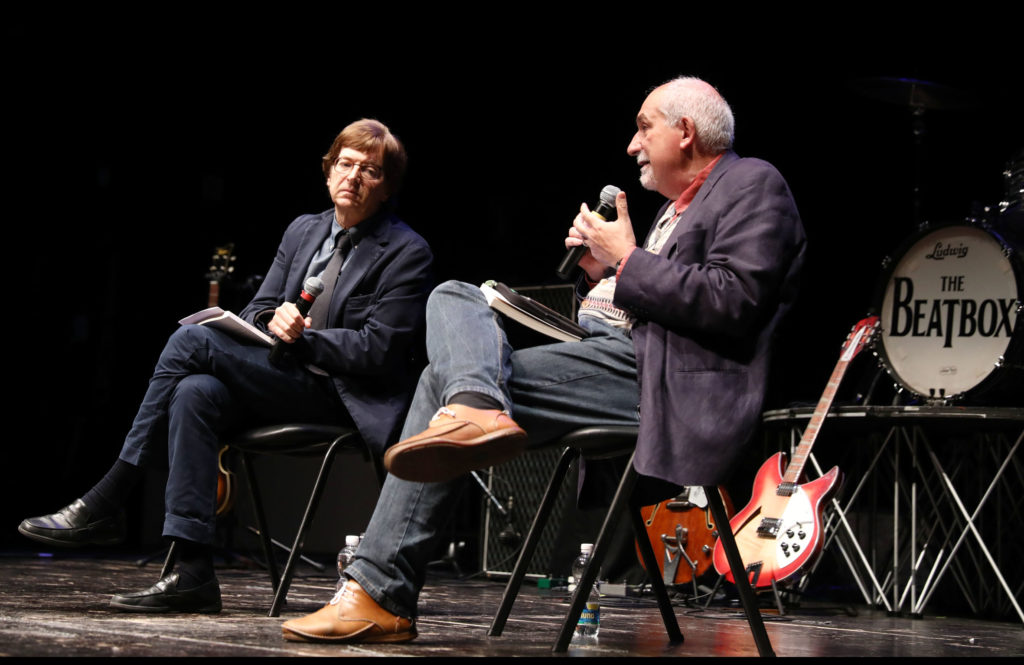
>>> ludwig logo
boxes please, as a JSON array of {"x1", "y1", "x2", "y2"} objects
[{"x1": 924, "y1": 241, "x2": 969, "y2": 260}]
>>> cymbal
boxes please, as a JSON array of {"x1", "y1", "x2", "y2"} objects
[{"x1": 849, "y1": 76, "x2": 979, "y2": 110}]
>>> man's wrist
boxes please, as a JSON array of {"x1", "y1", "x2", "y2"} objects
[{"x1": 615, "y1": 247, "x2": 636, "y2": 278}]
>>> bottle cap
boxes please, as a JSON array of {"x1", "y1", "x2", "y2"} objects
[{"x1": 345, "y1": 534, "x2": 360, "y2": 546}]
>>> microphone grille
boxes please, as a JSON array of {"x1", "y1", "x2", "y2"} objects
[
  {"x1": 599, "y1": 184, "x2": 622, "y2": 205},
  {"x1": 303, "y1": 275, "x2": 325, "y2": 297}
]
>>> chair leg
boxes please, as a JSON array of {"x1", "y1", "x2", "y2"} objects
[
  {"x1": 160, "y1": 541, "x2": 178, "y2": 579},
  {"x1": 370, "y1": 451, "x2": 387, "y2": 489},
  {"x1": 267, "y1": 437, "x2": 343, "y2": 617},
  {"x1": 553, "y1": 452, "x2": 681, "y2": 652},
  {"x1": 241, "y1": 452, "x2": 281, "y2": 592},
  {"x1": 489, "y1": 446, "x2": 577, "y2": 636},
  {"x1": 553, "y1": 462, "x2": 624, "y2": 652},
  {"x1": 628, "y1": 495, "x2": 683, "y2": 644},
  {"x1": 704, "y1": 485, "x2": 776, "y2": 657}
]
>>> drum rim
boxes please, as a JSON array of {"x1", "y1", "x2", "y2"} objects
[{"x1": 868, "y1": 219, "x2": 1024, "y2": 403}]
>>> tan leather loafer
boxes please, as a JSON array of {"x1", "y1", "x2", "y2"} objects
[
  {"x1": 383, "y1": 405, "x2": 528, "y2": 483},
  {"x1": 281, "y1": 579, "x2": 416, "y2": 643}
]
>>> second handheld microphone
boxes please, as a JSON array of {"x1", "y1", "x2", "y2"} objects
[
  {"x1": 555, "y1": 184, "x2": 621, "y2": 280},
  {"x1": 268, "y1": 275, "x2": 324, "y2": 366}
]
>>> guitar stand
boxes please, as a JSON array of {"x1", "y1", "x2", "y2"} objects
[
  {"x1": 660, "y1": 524, "x2": 702, "y2": 601},
  {"x1": 702, "y1": 572, "x2": 788, "y2": 616}
]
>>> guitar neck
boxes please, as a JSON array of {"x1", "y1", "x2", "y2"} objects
[
  {"x1": 780, "y1": 316, "x2": 878, "y2": 489},
  {"x1": 780, "y1": 357, "x2": 849, "y2": 486},
  {"x1": 205, "y1": 243, "x2": 236, "y2": 309}
]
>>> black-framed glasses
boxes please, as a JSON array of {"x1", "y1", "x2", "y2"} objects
[{"x1": 333, "y1": 158, "x2": 384, "y2": 182}]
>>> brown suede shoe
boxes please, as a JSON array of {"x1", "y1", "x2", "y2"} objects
[
  {"x1": 383, "y1": 405, "x2": 528, "y2": 483},
  {"x1": 281, "y1": 579, "x2": 416, "y2": 644}
]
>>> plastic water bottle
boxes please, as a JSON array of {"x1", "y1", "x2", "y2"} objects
[
  {"x1": 570, "y1": 543, "x2": 600, "y2": 640},
  {"x1": 336, "y1": 534, "x2": 360, "y2": 590}
]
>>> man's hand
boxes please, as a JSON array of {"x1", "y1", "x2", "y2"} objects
[
  {"x1": 565, "y1": 191, "x2": 637, "y2": 280},
  {"x1": 267, "y1": 302, "x2": 310, "y2": 344}
]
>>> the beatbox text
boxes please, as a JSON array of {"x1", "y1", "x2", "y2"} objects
[{"x1": 889, "y1": 277, "x2": 1017, "y2": 347}]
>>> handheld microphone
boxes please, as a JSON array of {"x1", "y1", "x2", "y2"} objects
[
  {"x1": 268, "y1": 276, "x2": 324, "y2": 366},
  {"x1": 555, "y1": 184, "x2": 621, "y2": 280}
]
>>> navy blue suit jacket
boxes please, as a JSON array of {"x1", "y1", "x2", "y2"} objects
[
  {"x1": 240, "y1": 209, "x2": 434, "y2": 455},
  {"x1": 615, "y1": 152, "x2": 806, "y2": 486}
]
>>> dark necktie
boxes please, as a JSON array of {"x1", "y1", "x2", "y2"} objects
[{"x1": 308, "y1": 231, "x2": 352, "y2": 330}]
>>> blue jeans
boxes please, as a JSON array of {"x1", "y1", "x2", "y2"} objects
[
  {"x1": 118, "y1": 325, "x2": 347, "y2": 544},
  {"x1": 345, "y1": 280, "x2": 639, "y2": 618}
]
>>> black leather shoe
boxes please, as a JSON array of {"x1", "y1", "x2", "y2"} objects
[
  {"x1": 18, "y1": 499, "x2": 126, "y2": 548},
  {"x1": 110, "y1": 572, "x2": 222, "y2": 613}
]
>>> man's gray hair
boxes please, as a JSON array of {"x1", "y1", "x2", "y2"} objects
[{"x1": 658, "y1": 76, "x2": 735, "y2": 154}]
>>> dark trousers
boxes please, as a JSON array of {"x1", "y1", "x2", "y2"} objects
[{"x1": 118, "y1": 325, "x2": 348, "y2": 544}]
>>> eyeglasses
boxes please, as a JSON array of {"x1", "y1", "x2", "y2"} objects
[{"x1": 333, "y1": 158, "x2": 384, "y2": 182}]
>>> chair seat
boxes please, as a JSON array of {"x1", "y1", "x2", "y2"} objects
[
  {"x1": 544, "y1": 425, "x2": 639, "y2": 460},
  {"x1": 229, "y1": 424, "x2": 361, "y2": 456}
]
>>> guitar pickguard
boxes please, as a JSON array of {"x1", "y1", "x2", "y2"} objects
[{"x1": 771, "y1": 487, "x2": 817, "y2": 570}]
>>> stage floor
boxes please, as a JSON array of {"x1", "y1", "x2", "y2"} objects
[{"x1": 0, "y1": 551, "x2": 1020, "y2": 658}]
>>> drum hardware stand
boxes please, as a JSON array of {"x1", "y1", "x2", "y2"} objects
[
  {"x1": 804, "y1": 448, "x2": 894, "y2": 613},
  {"x1": 850, "y1": 77, "x2": 979, "y2": 229},
  {"x1": 859, "y1": 363, "x2": 887, "y2": 406},
  {"x1": 910, "y1": 430, "x2": 1024, "y2": 622},
  {"x1": 876, "y1": 425, "x2": 985, "y2": 617}
]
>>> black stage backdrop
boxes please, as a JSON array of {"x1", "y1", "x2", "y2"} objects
[{"x1": 3, "y1": 12, "x2": 1021, "y2": 552}]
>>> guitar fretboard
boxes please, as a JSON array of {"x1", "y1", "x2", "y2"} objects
[{"x1": 778, "y1": 317, "x2": 878, "y2": 491}]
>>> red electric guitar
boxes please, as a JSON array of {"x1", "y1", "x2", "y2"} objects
[{"x1": 712, "y1": 315, "x2": 879, "y2": 588}]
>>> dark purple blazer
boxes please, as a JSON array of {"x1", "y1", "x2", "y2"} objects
[
  {"x1": 614, "y1": 152, "x2": 806, "y2": 486},
  {"x1": 239, "y1": 209, "x2": 434, "y2": 455}
]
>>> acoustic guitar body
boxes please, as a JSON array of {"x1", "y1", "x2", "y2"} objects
[{"x1": 636, "y1": 486, "x2": 734, "y2": 585}]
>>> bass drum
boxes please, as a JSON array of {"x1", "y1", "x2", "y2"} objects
[{"x1": 874, "y1": 221, "x2": 1024, "y2": 405}]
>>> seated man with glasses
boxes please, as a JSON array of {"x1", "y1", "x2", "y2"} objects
[{"x1": 18, "y1": 118, "x2": 435, "y2": 614}]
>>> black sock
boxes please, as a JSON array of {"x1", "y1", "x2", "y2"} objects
[
  {"x1": 173, "y1": 539, "x2": 214, "y2": 589},
  {"x1": 81, "y1": 459, "x2": 143, "y2": 516},
  {"x1": 449, "y1": 391, "x2": 503, "y2": 411}
]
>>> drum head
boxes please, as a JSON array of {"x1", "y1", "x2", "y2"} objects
[{"x1": 875, "y1": 222, "x2": 1023, "y2": 403}]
